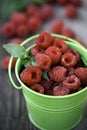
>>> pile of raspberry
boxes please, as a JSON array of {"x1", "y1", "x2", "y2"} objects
[{"x1": 20, "y1": 32, "x2": 87, "y2": 96}]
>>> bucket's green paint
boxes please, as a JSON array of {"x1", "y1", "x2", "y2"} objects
[{"x1": 9, "y1": 34, "x2": 87, "y2": 130}]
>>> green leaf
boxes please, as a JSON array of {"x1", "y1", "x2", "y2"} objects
[
  {"x1": 30, "y1": 57, "x2": 37, "y2": 66},
  {"x1": 3, "y1": 44, "x2": 27, "y2": 58},
  {"x1": 42, "y1": 71, "x2": 49, "y2": 81}
]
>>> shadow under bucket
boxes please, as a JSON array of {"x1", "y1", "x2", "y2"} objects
[{"x1": 9, "y1": 34, "x2": 87, "y2": 130}]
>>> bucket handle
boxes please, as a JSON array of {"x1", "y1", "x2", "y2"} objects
[{"x1": 8, "y1": 34, "x2": 86, "y2": 90}]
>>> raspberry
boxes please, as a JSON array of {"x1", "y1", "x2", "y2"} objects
[
  {"x1": 36, "y1": 32, "x2": 53, "y2": 49},
  {"x1": 65, "y1": 4, "x2": 78, "y2": 19},
  {"x1": 48, "y1": 66, "x2": 67, "y2": 82},
  {"x1": 62, "y1": 75, "x2": 81, "y2": 91},
  {"x1": 30, "y1": 84, "x2": 44, "y2": 94},
  {"x1": 62, "y1": 27, "x2": 75, "y2": 38},
  {"x1": 51, "y1": 20, "x2": 64, "y2": 34},
  {"x1": 56, "y1": 0, "x2": 68, "y2": 5},
  {"x1": 45, "y1": 46, "x2": 62, "y2": 64},
  {"x1": 53, "y1": 86, "x2": 70, "y2": 96},
  {"x1": 67, "y1": 67, "x2": 75, "y2": 76},
  {"x1": 30, "y1": 45, "x2": 44, "y2": 57},
  {"x1": 35, "y1": 53, "x2": 52, "y2": 70},
  {"x1": 70, "y1": 0, "x2": 82, "y2": 6},
  {"x1": 10, "y1": 12, "x2": 27, "y2": 26},
  {"x1": 16, "y1": 24, "x2": 29, "y2": 37},
  {"x1": 75, "y1": 67, "x2": 87, "y2": 84},
  {"x1": 8, "y1": 38, "x2": 23, "y2": 44},
  {"x1": 1, "y1": 56, "x2": 16, "y2": 70},
  {"x1": 45, "y1": 89, "x2": 53, "y2": 95},
  {"x1": 61, "y1": 52, "x2": 77, "y2": 68},
  {"x1": 75, "y1": 38, "x2": 85, "y2": 47},
  {"x1": 2, "y1": 22, "x2": 15, "y2": 37},
  {"x1": 53, "y1": 38, "x2": 68, "y2": 53},
  {"x1": 41, "y1": 4, "x2": 54, "y2": 21},
  {"x1": 20, "y1": 66, "x2": 42, "y2": 85},
  {"x1": 27, "y1": 17, "x2": 42, "y2": 33}
]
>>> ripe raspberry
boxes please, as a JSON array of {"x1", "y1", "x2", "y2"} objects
[
  {"x1": 70, "y1": 0, "x2": 82, "y2": 6},
  {"x1": 62, "y1": 75, "x2": 81, "y2": 91},
  {"x1": 53, "y1": 38, "x2": 68, "y2": 53},
  {"x1": 20, "y1": 66, "x2": 42, "y2": 85},
  {"x1": 56, "y1": 0, "x2": 68, "y2": 5},
  {"x1": 61, "y1": 52, "x2": 77, "y2": 68},
  {"x1": 67, "y1": 67, "x2": 75, "y2": 76},
  {"x1": 62, "y1": 27, "x2": 75, "y2": 38},
  {"x1": 41, "y1": 4, "x2": 54, "y2": 21},
  {"x1": 45, "y1": 46, "x2": 62, "y2": 64},
  {"x1": 1, "y1": 56, "x2": 16, "y2": 70},
  {"x1": 53, "y1": 86, "x2": 70, "y2": 96},
  {"x1": 75, "y1": 67, "x2": 87, "y2": 84},
  {"x1": 48, "y1": 66, "x2": 67, "y2": 82},
  {"x1": 35, "y1": 53, "x2": 52, "y2": 70},
  {"x1": 8, "y1": 38, "x2": 23, "y2": 44},
  {"x1": 30, "y1": 84, "x2": 44, "y2": 94},
  {"x1": 16, "y1": 24, "x2": 29, "y2": 37},
  {"x1": 45, "y1": 89, "x2": 53, "y2": 95},
  {"x1": 30, "y1": 45, "x2": 44, "y2": 57},
  {"x1": 75, "y1": 38, "x2": 85, "y2": 47},
  {"x1": 27, "y1": 17, "x2": 42, "y2": 33},
  {"x1": 51, "y1": 20, "x2": 64, "y2": 34},
  {"x1": 36, "y1": 32, "x2": 53, "y2": 49},
  {"x1": 65, "y1": 4, "x2": 78, "y2": 19},
  {"x1": 2, "y1": 22, "x2": 15, "y2": 37},
  {"x1": 10, "y1": 12, "x2": 27, "y2": 26}
]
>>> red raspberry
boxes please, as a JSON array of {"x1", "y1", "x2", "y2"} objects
[
  {"x1": 61, "y1": 52, "x2": 77, "y2": 68},
  {"x1": 48, "y1": 66, "x2": 67, "y2": 82},
  {"x1": 75, "y1": 67, "x2": 87, "y2": 84},
  {"x1": 27, "y1": 17, "x2": 42, "y2": 33},
  {"x1": 62, "y1": 27, "x2": 75, "y2": 38},
  {"x1": 26, "y1": 4, "x2": 40, "y2": 17},
  {"x1": 20, "y1": 66, "x2": 42, "y2": 85},
  {"x1": 10, "y1": 12, "x2": 27, "y2": 26},
  {"x1": 51, "y1": 20, "x2": 64, "y2": 34},
  {"x1": 30, "y1": 45, "x2": 44, "y2": 57},
  {"x1": 63, "y1": 75, "x2": 81, "y2": 91},
  {"x1": 75, "y1": 38, "x2": 85, "y2": 47},
  {"x1": 35, "y1": 53, "x2": 52, "y2": 70},
  {"x1": 67, "y1": 67, "x2": 75, "y2": 76},
  {"x1": 70, "y1": 0, "x2": 82, "y2": 6},
  {"x1": 45, "y1": 46, "x2": 62, "y2": 64},
  {"x1": 2, "y1": 22, "x2": 15, "y2": 37},
  {"x1": 36, "y1": 32, "x2": 53, "y2": 49},
  {"x1": 45, "y1": 89, "x2": 53, "y2": 95},
  {"x1": 41, "y1": 4, "x2": 54, "y2": 21},
  {"x1": 8, "y1": 38, "x2": 23, "y2": 44},
  {"x1": 30, "y1": 84, "x2": 44, "y2": 94},
  {"x1": 53, "y1": 86, "x2": 70, "y2": 96},
  {"x1": 1, "y1": 56, "x2": 16, "y2": 70},
  {"x1": 53, "y1": 38, "x2": 68, "y2": 53},
  {"x1": 16, "y1": 24, "x2": 29, "y2": 37},
  {"x1": 65, "y1": 4, "x2": 78, "y2": 19}
]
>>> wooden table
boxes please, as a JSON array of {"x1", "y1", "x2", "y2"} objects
[{"x1": 0, "y1": 1, "x2": 87, "y2": 129}]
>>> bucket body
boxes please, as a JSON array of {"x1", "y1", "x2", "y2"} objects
[{"x1": 15, "y1": 58, "x2": 87, "y2": 130}]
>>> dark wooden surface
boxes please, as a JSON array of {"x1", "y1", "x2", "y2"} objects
[{"x1": 0, "y1": 1, "x2": 87, "y2": 130}]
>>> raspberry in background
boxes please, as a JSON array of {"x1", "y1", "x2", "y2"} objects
[
  {"x1": 8, "y1": 38, "x2": 23, "y2": 44},
  {"x1": 56, "y1": 0, "x2": 68, "y2": 5},
  {"x1": 70, "y1": 0, "x2": 82, "y2": 6}
]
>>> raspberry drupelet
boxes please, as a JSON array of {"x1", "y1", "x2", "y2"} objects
[
  {"x1": 35, "y1": 53, "x2": 52, "y2": 70},
  {"x1": 20, "y1": 66, "x2": 42, "y2": 85}
]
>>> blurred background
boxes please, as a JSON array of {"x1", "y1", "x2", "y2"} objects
[{"x1": 0, "y1": 0, "x2": 87, "y2": 130}]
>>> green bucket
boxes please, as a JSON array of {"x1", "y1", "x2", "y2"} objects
[{"x1": 9, "y1": 34, "x2": 87, "y2": 130}]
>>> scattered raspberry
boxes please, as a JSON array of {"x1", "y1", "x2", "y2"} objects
[
  {"x1": 53, "y1": 86, "x2": 70, "y2": 96},
  {"x1": 70, "y1": 0, "x2": 82, "y2": 6},
  {"x1": 75, "y1": 38, "x2": 85, "y2": 47},
  {"x1": 2, "y1": 22, "x2": 15, "y2": 37},
  {"x1": 65, "y1": 4, "x2": 78, "y2": 19},
  {"x1": 53, "y1": 38, "x2": 68, "y2": 53},
  {"x1": 8, "y1": 38, "x2": 23, "y2": 44},
  {"x1": 56, "y1": 0, "x2": 68, "y2": 5},
  {"x1": 45, "y1": 46, "x2": 62, "y2": 64},
  {"x1": 51, "y1": 20, "x2": 64, "y2": 34},
  {"x1": 61, "y1": 52, "x2": 77, "y2": 68},
  {"x1": 20, "y1": 66, "x2": 42, "y2": 85},
  {"x1": 36, "y1": 32, "x2": 53, "y2": 49},
  {"x1": 48, "y1": 66, "x2": 67, "y2": 82},
  {"x1": 27, "y1": 17, "x2": 42, "y2": 33},
  {"x1": 30, "y1": 84, "x2": 44, "y2": 94},
  {"x1": 1, "y1": 56, "x2": 16, "y2": 70},
  {"x1": 10, "y1": 12, "x2": 27, "y2": 26},
  {"x1": 62, "y1": 75, "x2": 81, "y2": 91},
  {"x1": 41, "y1": 4, "x2": 54, "y2": 21},
  {"x1": 62, "y1": 27, "x2": 75, "y2": 38},
  {"x1": 75, "y1": 67, "x2": 87, "y2": 84},
  {"x1": 35, "y1": 53, "x2": 52, "y2": 70},
  {"x1": 16, "y1": 24, "x2": 29, "y2": 37}
]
